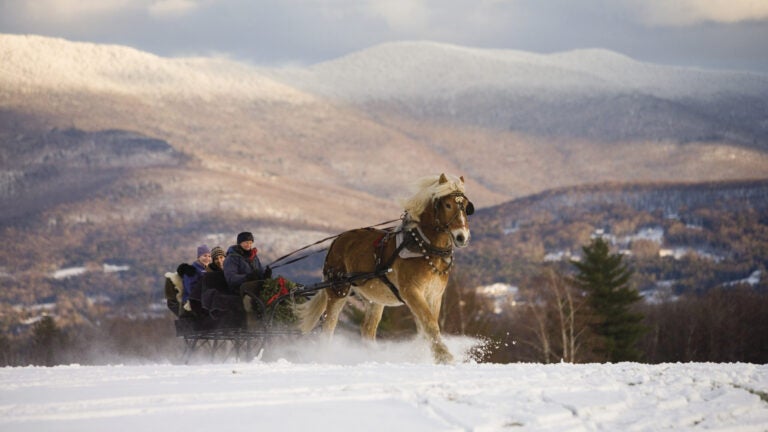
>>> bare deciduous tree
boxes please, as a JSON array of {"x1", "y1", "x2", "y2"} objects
[{"x1": 518, "y1": 267, "x2": 598, "y2": 363}]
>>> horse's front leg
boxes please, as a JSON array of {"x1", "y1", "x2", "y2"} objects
[
  {"x1": 427, "y1": 286, "x2": 446, "y2": 325},
  {"x1": 401, "y1": 289, "x2": 453, "y2": 364}
]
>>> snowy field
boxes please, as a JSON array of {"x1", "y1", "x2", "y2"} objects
[{"x1": 1, "y1": 336, "x2": 767, "y2": 432}]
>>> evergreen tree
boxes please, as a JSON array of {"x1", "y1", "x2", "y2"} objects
[
  {"x1": 31, "y1": 315, "x2": 62, "y2": 366},
  {"x1": 0, "y1": 333, "x2": 13, "y2": 366},
  {"x1": 571, "y1": 237, "x2": 645, "y2": 362}
]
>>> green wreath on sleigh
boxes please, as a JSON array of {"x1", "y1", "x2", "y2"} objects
[{"x1": 258, "y1": 276, "x2": 301, "y2": 324}]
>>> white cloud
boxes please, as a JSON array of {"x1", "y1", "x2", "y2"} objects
[
  {"x1": 10, "y1": 0, "x2": 205, "y2": 24},
  {"x1": 148, "y1": 0, "x2": 204, "y2": 19},
  {"x1": 367, "y1": 0, "x2": 431, "y2": 33},
  {"x1": 18, "y1": 0, "x2": 137, "y2": 23},
  {"x1": 627, "y1": 0, "x2": 768, "y2": 26}
]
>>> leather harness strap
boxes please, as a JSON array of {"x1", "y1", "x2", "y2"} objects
[
  {"x1": 353, "y1": 193, "x2": 470, "y2": 304},
  {"x1": 375, "y1": 230, "x2": 408, "y2": 304}
]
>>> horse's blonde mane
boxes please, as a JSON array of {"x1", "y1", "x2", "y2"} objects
[{"x1": 400, "y1": 174, "x2": 466, "y2": 222}]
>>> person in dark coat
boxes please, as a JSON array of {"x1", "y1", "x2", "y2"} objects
[
  {"x1": 210, "y1": 246, "x2": 227, "y2": 275},
  {"x1": 202, "y1": 246, "x2": 244, "y2": 324},
  {"x1": 224, "y1": 232, "x2": 271, "y2": 327}
]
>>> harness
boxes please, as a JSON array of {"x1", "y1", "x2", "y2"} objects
[
  {"x1": 277, "y1": 192, "x2": 473, "y2": 304},
  {"x1": 368, "y1": 192, "x2": 473, "y2": 303},
  {"x1": 374, "y1": 229, "x2": 408, "y2": 303}
]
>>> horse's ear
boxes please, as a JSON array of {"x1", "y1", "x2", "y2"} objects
[
  {"x1": 460, "y1": 176, "x2": 465, "y2": 184},
  {"x1": 439, "y1": 173, "x2": 448, "y2": 184}
]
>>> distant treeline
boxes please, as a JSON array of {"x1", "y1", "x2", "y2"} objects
[
  {"x1": 1, "y1": 178, "x2": 767, "y2": 365},
  {"x1": 4, "y1": 265, "x2": 765, "y2": 366}
]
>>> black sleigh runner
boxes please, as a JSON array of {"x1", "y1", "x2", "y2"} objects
[
  {"x1": 167, "y1": 268, "x2": 307, "y2": 363},
  {"x1": 164, "y1": 173, "x2": 474, "y2": 364},
  {"x1": 166, "y1": 264, "x2": 394, "y2": 363}
]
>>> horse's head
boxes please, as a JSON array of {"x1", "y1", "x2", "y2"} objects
[
  {"x1": 401, "y1": 173, "x2": 474, "y2": 248},
  {"x1": 431, "y1": 174, "x2": 473, "y2": 248}
]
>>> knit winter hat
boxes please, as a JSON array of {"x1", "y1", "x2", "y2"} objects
[
  {"x1": 236, "y1": 231, "x2": 254, "y2": 244},
  {"x1": 197, "y1": 244, "x2": 211, "y2": 257},
  {"x1": 211, "y1": 246, "x2": 225, "y2": 261}
]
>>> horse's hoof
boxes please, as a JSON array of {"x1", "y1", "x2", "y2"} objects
[{"x1": 433, "y1": 346, "x2": 454, "y2": 364}]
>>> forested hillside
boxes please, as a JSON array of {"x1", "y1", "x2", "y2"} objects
[{"x1": 462, "y1": 179, "x2": 768, "y2": 295}]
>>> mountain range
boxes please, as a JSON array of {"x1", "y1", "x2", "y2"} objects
[
  {"x1": 3, "y1": 34, "x2": 768, "y2": 226},
  {"x1": 1, "y1": 34, "x2": 767, "y2": 319}
]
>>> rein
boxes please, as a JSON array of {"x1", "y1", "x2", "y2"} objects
[{"x1": 267, "y1": 218, "x2": 402, "y2": 270}]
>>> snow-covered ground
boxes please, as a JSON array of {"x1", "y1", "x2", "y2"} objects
[{"x1": 1, "y1": 336, "x2": 766, "y2": 432}]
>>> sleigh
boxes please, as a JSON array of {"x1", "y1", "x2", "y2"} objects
[{"x1": 173, "y1": 270, "x2": 393, "y2": 363}]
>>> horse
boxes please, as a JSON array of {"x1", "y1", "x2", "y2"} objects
[{"x1": 296, "y1": 173, "x2": 474, "y2": 363}]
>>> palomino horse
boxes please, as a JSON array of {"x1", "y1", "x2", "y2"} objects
[{"x1": 296, "y1": 173, "x2": 473, "y2": 363}]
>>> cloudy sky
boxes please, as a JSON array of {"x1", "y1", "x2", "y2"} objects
[{"x1": 2, "y1": 0, "x2": 768, "y2": 72}]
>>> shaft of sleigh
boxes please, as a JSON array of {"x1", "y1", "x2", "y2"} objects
[{"x1": 288, "y1": 268, "x2": 394, "y2": 298}]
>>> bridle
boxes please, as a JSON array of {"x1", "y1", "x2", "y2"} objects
[
  {"x1": 400, "y1": 191, "x2": 474, "y2": 269},
  {"x1": 375, "y1": 191, "x2": 474, "y2": 300},
  {"x1": 431, "y1": 191, "x2": 474, "y2": 233}
]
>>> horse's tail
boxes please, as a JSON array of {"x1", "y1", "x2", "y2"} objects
[{"x1": 294, "y1": 288, "x2": 328, "y2": 334}]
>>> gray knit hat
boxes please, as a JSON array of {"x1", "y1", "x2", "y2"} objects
[{"x1": 211, "y1": 246, "x2": 225, "y2": 261}]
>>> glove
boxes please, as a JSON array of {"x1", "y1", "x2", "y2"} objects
[{"x1": 263, "y1": 266, "x2": 272, "y2": 279}]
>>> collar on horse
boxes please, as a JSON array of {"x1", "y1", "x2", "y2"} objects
[
  {"x1": 376, "y1": 226, "x2": 455, "y2": 274},
  {"x1": 404, "y1": 225, "x2": 454, "y2": 260}
]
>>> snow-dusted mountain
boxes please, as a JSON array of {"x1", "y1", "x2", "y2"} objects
[
  {"x1": 262, "y1": 41, "x2": 768, "y2": 145},
  {"x1": 1, "y1": 34, "x2": 312, "y2": 102},
  {"x1": 268, "y1": 40, "x2": 768, "y2": 100},
  {"x1": 2, "y1": 33, "x2": 768, "y2": 227},
  {"x1": 6, "y1": 35, "x2": 768, "y2": 99}
]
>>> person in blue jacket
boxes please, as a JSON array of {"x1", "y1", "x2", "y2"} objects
[{"x1": 181, "y1": 244, "x2": 211, "y2": 316}]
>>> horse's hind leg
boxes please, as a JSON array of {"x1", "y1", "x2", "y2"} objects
[
  {"x1": 360, "y1": 302, "x2": 384, "y2": 340},
  {"x1": 321, "y1": 293, "x2": 347, "y2": 338}
]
